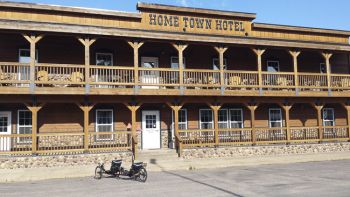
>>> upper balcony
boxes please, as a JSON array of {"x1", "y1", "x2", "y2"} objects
[{"x1": 0, "y1": 33, "x2": 349, "y2": 97}]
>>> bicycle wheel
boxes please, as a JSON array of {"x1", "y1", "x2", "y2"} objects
[
  {"x1": 137, "y1": 167, "x2": 147, "y2": 182},
  {"x1": 94, "y1": 166, "x2": 103, "y2": 180}
]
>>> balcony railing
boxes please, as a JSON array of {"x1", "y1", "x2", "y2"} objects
[{"x1": 1, "y1": 62, "x2": 350, "y2": 95}]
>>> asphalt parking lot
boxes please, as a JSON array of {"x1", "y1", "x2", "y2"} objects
[{"x1": 2, "y1": 159, "x2": 350, "y2": 197}]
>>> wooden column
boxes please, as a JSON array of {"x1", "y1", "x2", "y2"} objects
[
  {"x1": 77, "y1": 103, "x2": 95, "y2": 152},
  {"x1": 172, "y1": 44, "x2": 188, "y2": 91},
  {"x1": 288, "y1": 50, "x2": 301, "y2": 95},
  {"x1": 312, "y1": 103, "x2": 324, "y2": 143},
  {"x1": 341, "y1": 103, "x2": 350, "y2": 141},
  {"x1": 127, "y1": 41, "x2": 144, "y2": 91},
  {"x1": 245, "y1": 103, "x2": 258, "y2": 145},
  {"x1": 25, "y1": 103, "x2": 45, "y2": 155},
  {"x1": 252, "y1": 48, "x2": 266, "y2": 94},
  {"x1": 278, "y1": 102, "x2": 293, "y2": 144},
  {"x1": 207, "y1": 102, "x2": 222, "y2": 145},
  {"x1": 78, "y1": 38, "x2": 96, "y2": 94},
  {"x1": 124, "y1": 102, "x2": 142, "y2": 159},
  {"x1": 214, "y1": 46, "x2": 228, "y2": 94},
  {"x1": 322, "y1": 52, "x2": 333, "y2": 94},
  {"x1": 23, "y1": 34, "x2": 43, "y2": 92},
  {"x1": 166, "y1": 102, "x2": 184, "y2": 157}
]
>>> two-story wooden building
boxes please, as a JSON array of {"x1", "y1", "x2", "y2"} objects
[{"x1": 0, "y1": 2, "x2": 350, "y2": 157}]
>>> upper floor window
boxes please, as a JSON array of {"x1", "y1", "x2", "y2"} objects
[
  {"x1": 213, "y1": 58, "x2": 227, "y2": 70},
  {"x1": 96, "y1": 53, "x2": 113, "y2": 66},
  {"x1": 171, "y1": 56, "x2": 186, "y2": 69},
  {"x1": 267, "y1": 61, "x2": 280, "y2": 72}
]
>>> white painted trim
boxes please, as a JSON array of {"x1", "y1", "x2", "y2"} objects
[
  {"x1": 218, "y1": 108, "x2": 229, "y2": 129},
  {"x1": 17, "y1": 110, "x2": 32, "y2": 143},
  {"x1": 0, "y1": 111, "x2": 11, "y2": 134},
  {"x1": 141, "y1": 110, "x2": 161, "y2": 150},
  {"x1": 322, "y1": 108, "x2": 335, "y2": 126},
  {"x1": 95, "y1": 109, "x2": 114, "y2": 140},
  {"x1": 171, "y1": 56, "x2": 186, "y2": 69},
  {"x1": 269, "y1": 108, "x2": 283, "y2": 128},
  {"x1": 229, "y1": 108, "x2": 244, "y2": 129},
  {"x1": 18, "y1": 48, "x2": 38, "y2": 63}
]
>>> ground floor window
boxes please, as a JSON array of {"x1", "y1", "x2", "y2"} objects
[
  {"x1": 322, "y1": 108, "x2": 335, "y2": 126},
  {"x1": 17, "y1": 110, "x2": 32, "y2": 143},
  {"x1": 200, "y1": 109, "x2": 213, "y2": 129},
  {"x1": 178, "y1": 109, "x2": 188, "y2": 130},
  {"x1": 218, "y1": 109, "x2": 229, "y2": 129},
  {"x1": 229, "y1": 109, "x2": 244, "y2": 128},
  {"x1": 269, "y1": 108, "x2": 283, "y2": 128},
  {"x1": 96, "y1": 109, "x2": 114, "y2": 140}
]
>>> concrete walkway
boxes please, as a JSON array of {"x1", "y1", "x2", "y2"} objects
[{"x1": 1, "y1": 151, "x2": 350, "y2": 182}]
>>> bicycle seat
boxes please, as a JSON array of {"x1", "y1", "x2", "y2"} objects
[
  {"x1": 132, "y1": 162, "x2": 144, "y2": 167},
  {"x1": 112, "y1": 160, "x2": 122, "y2": 164}
]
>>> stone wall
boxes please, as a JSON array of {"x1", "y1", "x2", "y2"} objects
[
  {"x1": 0, "y1": 151, "x2": 132, "y2": 169},
  {"x1": 182, "y1": 143, "x2": 350, "y2": 159}
]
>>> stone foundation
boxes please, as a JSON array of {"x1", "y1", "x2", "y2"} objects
[
  {"x1": 182, "y1": 142, "x2": 350, "y2": 159},
  {"x1": 0, "y1": 151, "x2": 132, "y2": 169}
]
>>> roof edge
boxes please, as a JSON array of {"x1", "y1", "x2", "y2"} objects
[
  {"x1": 0, "y1": 1, "x2": 142, "y2": 19},
  {"x1": 253, "y1": 23, "x2": 350, "y2": 36},
  {"x1": 137, "y1": 2, "x2": 256, "y2": 20}
]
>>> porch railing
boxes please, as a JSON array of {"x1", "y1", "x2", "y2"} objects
[{"x1": 1, "y1": 62, "x2": 350, "y2": 95}]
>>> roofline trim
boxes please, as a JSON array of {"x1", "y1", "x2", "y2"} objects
[
  {"x1": 253, "y1": 23, "x2": 350, "y2": 36},
  {"x1": 0, "y1": 1, "x2": 142, "y2": 19},
  {"x1": 137, "y1": 2, "x2": 256, "y2": 20}
]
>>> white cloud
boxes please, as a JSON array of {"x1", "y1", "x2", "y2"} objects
[{"x1": 177, "y1": 0, "x2": 189, "y2": 7}]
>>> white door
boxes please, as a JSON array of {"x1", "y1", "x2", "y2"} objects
[
  {"x1": 0, "y1": 112, "x2": 11, "y2": 151},
  {"x1": 141, "y1": 57, "x2": 160, "y2": 89},
  {"x1": 142, "y1": 110, "x2": 160, "y2": 149}
]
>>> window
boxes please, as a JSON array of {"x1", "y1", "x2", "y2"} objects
[
  {"x1": 96, "y1": 109, "x2": 114, "y2": 140},
  {"x1": 199, "y1": 109, "x2": 213, "y2": 129},
  {"x1": 322, "y1": 108, "x2": 335, "y2": 127},
  {"x1": 269, "y1": 108, "x2": 283, "y2": 128},
  {"x1": 18, "y1": 49, "x2": 38, "y2": 63},
  {"x1": 320, "y1": 63, "x2": 327, "y2": 74},
  {"x1": 178, "y1": 109, "x2": 188, "y2": 130},
  {"x1": 171, "y1": 56, "x2": 186, "y2": 69},
  {"x1": 17, "y1": 110, "x2": 32, "y2": 143},
  {"x1": 229, "y1": 109, "x2": 244, "y2": 128},
  {"x1": 96, "y1": 53, "x2": 113, "y2": 66},
  {"x1": 267, "y1": 61, "x2": 280, "y2": 72},
  {"x1": 213, "y1": 58, "x2": 227, "y2": 70},
  {"x1": 218, "y1": 109, "x2": 229, "y2": 129}
]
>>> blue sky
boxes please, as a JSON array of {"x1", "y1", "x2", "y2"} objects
[{"x1": 7, "y1": 0, "x2": 350, "y2": 30}]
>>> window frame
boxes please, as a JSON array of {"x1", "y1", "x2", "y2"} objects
[
  {"x1": 17, "y1": 110, "x2": 32, "y2": 143},
  {"x1": 218, "y1": 109, "x2": 229, "y2": 129},
  {"x1": 95, "y1": 52, "x2": 114, "y2": 66},
  {"x1": 95, "y1": 109, "x2": 114, "y2": 141},
  {"x1": 178, "y1": 108, "x2": 188, "y2": 130},
  {"x1": 171, "y1": 56, "x2": 186, "y2": 69},
  {"x1": 268, "y1": 108, "x2": 283, "y2": 128},
  {"x1": 199, "y1": 109, "x2": 214, "y2": 129},
  {"x1": 267, "y1": 60, "x2": 280, "y2": 72},
  {"x1": 212, "y1": 58, "x2": 227, "y2": 70},
  {"x1": 229, "y1": 108, "x2": 244, "y2": 129},
  {"x1": 322, "y1": 108, "x2": 335, "y2": 127},
  {"x1": 18, "y1": 48, "x2": 38, "y2": 63}
]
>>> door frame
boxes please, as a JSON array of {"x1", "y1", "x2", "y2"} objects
[{"x1": 141, "y1": 110, "x2": 161, "y2": 150}]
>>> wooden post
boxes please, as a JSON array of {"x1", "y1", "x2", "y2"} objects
[
  {"x1": 312, "y1": 103, "x2": 324, "y2": 143},
  {"x1": 245, "y1": 103, "x2": 258, "y2": 145},
  {"x1": 341, "y1": 103, "x2": 350, "y2": 141},
  {"x1": 23, "y1": 34, "x2": 43, "y2": 92},
  {"x1": 124, "y1": 102, "x2": 142, "y2": 159},
  {"x1": 127, "y1": 41, "x2": 144, "y2": 91},
  {"x1": 214, "y1": 46, "x2": 228, "y2": 94},
  {"x1": 77, "y1": 103, "x2": 95, "y2": 152},
  {"x1": 278, "y1": 103, "x2": 293, "y2": 144},
  {"x1": 252, "y1": 48, "x2": 266, "y2": 94},
  {"x1": 166, "y1": 102, "x2": 184, "y2": 157},
  {"x1": 78, "y1": 38, "x2": 96, "y2": 94},
  {"x1": 322, "y1": 52, "x2": 333, "y2": 94},
  {"x1": 172, "y1": 44, "x2": 188, "y2": 91},
  {"x1": 207, "y1": 102, "x2": 222, "y2": 145},
  {"x1": 25, "y1": 103, "x2": 45, "y2": 155},
  {"x1": 288, "y1": 50, "x2": 301, "y2": 95}
]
